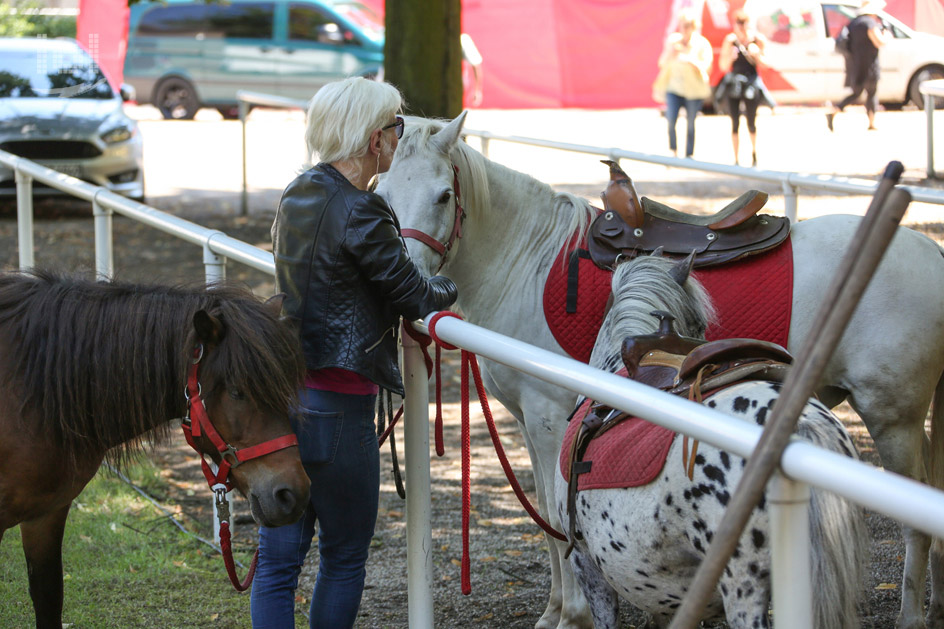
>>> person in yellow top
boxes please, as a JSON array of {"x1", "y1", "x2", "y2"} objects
[{"x1": 655, "y1": 9, "x2": 713, "y2": 159}]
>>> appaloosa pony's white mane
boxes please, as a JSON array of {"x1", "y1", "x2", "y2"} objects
[{"x1": 588, "y1": 255, "x2": 717, "y2": 374}]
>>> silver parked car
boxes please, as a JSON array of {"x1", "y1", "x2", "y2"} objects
[{"x1": 0, "y1": 37, "x2": 145, "y2": 200}]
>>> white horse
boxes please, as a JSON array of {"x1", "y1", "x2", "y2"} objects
[
  {"x1": 376, "y1": 113, "x2": 944, "y2": 629},
  {"x1": 553, "y1": 253, "x2": 867, "y2": 628}
]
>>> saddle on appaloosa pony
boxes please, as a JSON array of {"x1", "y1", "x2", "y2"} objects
[{"x1": 562, "y1": 311, "x2": 793, "y2": 555}]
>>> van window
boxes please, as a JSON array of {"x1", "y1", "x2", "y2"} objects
[
  {"x1": 136, "y1": 5, "x2": 209, "y2": 37},
  {"x1": 289, "y1": 4, "x2": 349, "y2": 44},
  {"x1": 205, "y1": 2, "x2": 275, "y2": 39},
  {"x1": 333, "y1": 2, "x2": 384, "y2": 44},
  {"x1": 823, "y1": 4, "x2": 910, "y2": 40},
  {"x1": 757, "y1": 7, "x2": 820, "y2": 44}
]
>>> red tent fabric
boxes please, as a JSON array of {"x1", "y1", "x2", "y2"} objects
[
  {"x1": 364, "y1": 0, "x2": 673, "y2": 108},
  {"x1": 79, "y1": 0, "x2": 944, "y2": 109},
  {"x1": 76, "y1": 0, "x2": 128, "y2": 89}
]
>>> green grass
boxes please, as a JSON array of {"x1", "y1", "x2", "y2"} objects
[{"x1": 0, "y1": 458, "x2": 308, "y2": 628}]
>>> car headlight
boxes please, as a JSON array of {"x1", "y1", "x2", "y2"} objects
[{"x1": 101, "y1": 125, "x2": 135, "y2": 144}]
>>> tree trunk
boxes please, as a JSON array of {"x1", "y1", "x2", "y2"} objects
[{"x1": 383, "y1": 0, "x2": 463, "y2": 119}]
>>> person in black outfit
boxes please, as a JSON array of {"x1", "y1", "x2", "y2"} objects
[
  {"x1": 827, "y1": 0, "x2": 888, "y2": 131},
  {"x1": 253, "y1": 77, "x2": 458, "y2": 628},
  {"x1": 715, "y1": 10, "x2": 775, "y2": 166}
]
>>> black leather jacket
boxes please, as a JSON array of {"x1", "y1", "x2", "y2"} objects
[{"x1": 272, "y1": 163, "x2": 455, "y2": 395}]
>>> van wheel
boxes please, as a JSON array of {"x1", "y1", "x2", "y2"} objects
[
  {"x1": 909, "y1": 66, "x2": 944, "y2": 109},
  {"x1": 155, "y1": 78, "x2": 199, "y2": 120},
  {"x1": 216, "y1": 106, "x2": 241, "y2": 120}
]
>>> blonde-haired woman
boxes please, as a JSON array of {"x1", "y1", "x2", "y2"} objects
[
  {"x1": 716, "y1": 10, "x2": 775, "y2": 166},
  {"x1": 656, "y1": 9, "x2": 713, "y2": 158},
  {"x1": 256, "y1": 77, "x2": 458, "y2": 628}
]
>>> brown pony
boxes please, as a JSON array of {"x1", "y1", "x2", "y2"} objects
[{"x1": 0, "y1": 269, "x2": 310, "y2": 628}]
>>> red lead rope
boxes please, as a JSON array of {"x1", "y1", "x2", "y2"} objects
[{"x1": 415, "y1": 313, "x2": 568, "y2": 595}]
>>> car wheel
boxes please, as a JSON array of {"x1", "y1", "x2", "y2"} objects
[
  {"x1": 216, "y1": 106, "x2": 241, "y2": 120},
  {"x1": 155, "y1": 77, "x2": 199, "y2": 120},
  {"x1": 909, "y1": 66, "x2": 944, "y2": 109}
]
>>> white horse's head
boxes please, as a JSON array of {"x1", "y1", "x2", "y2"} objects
[{"x1": 375, "y1": 111, "x2": 489, "y2": 277}]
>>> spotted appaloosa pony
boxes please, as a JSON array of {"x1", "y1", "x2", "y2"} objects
[
  {"x1": 0, "y1": 270, "x2": 310, "y2": 629},
  {"x1": 377, "y1": 113, "x2": 944, "y2": 629},
  {"x1": 554, "y1": 254, "x2": 867, "y2": 628}
]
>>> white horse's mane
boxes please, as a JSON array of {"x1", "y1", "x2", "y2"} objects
[{"x1": 590, "y1": 255, "x2": 717, "y2": 372}]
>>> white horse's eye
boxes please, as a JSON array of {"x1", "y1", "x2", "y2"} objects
[{"x1": 436, "y1": 189, "x2": 452, "y2": 205}]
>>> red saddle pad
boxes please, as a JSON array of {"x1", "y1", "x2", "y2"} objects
[
  {"x1": 559, "y1": 372, "x2": 677, "y2": 490},
  {"x1": 543, "y1": 236, "x2": 794, "y2": 363}
]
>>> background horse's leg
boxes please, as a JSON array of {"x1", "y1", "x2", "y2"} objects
[
  {"x1": 854, "y1": 393, "x2": 935, "y2": 629},
  {"x1": 928, "y1": 539, "x2": 944, "y2": 627},
  {"x1": 568, "y1": 549, "x2": 620, "y2": 629},
  {"x1": 927, "y1": 374, "x2": 944, "y2": 628},
  {"x1": 21, "y1": 504, "x2": 70, "y2": 629},
  {"x1": 516, "y1": 389, "x2": 592, "y2": 629},
  {"x1": 482, "y1": 365, "x2": 591, "y2": 629}
]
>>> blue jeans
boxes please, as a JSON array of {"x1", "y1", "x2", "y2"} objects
[
  {"x1": 250, "y1": 388, "x2": 379, "y2": 629},
  {"x1": 665, "y1": 92, "x2": 704, "y2": 158}
]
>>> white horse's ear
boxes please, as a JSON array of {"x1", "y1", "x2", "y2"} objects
[
  {"x1": 669, "y1": 250, "x2": 696, "y2": 286},
  {"x1": 431, "y1": 110, "x2": 468, "y2": 155},
  {"x1": 651, "y1": 246, "x2": 664, "y2": 257}
]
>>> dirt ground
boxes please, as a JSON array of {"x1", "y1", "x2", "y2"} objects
[{"x1": 3, "y1": 103, "x2": 944, "y2": 627}]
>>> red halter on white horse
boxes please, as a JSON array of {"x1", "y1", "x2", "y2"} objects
[{"x1": 400, "y1": 164, "x2": 465, "y2": 274}]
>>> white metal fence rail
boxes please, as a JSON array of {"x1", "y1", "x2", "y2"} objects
[
  {"x1": 235, "y1": 90, "x2": 944, "y2": 223},
  {"x1": 5, "y1": 148, "x2": 944, "y2": 628}
]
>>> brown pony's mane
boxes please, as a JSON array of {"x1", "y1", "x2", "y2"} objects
[{"x1": 0, "y1": 269, "x2": 303, "y2": 466}]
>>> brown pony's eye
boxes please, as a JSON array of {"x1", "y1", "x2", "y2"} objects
[{"x1": 228, "y1": 388, "x2": 246, "y2": 401}]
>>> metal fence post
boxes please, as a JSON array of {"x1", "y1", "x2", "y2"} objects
[
  {"x1": 927, "y1": 91, "x2": 936, "y2": 179},
  {"x1": 92, "y1": 190, "x2": 114, "y2": 280},
  {"x1": 768, "y1": 472, "x2": 812, "y2": 628},
  {"x1": 401, "y1": 325, "x2": 435, "y2": 629},
  {"x1": 480, "y1": 136, "x2": 490, "y2": 159},
  {"x1": 781, "y1": 180, "x2": 798, "y2": 224},
  {"x1": 203, "y1": 233, "x2": 227, "y2": 284},
  {"x1": 203, "y1": 232, "x2": 229, "y2": 540},
  {"x1": 240, "y1": 99, "x2": 250, "y2": 217},
  {"x1": 15, "y1": 167, "x2": 35, "y2": 270}
]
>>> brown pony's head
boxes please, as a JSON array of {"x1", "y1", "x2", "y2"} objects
[{"x1": 184, "y1": 292, "x2": 309, "y2": 527}]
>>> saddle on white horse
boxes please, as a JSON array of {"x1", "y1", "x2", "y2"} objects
[{"x1": 590, "y1": 160, "x2": 790, "y2": 269}]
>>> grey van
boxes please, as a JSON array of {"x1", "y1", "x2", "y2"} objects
[{"x1": 124, "y1": 0, "x2": 384, "y2": 119}]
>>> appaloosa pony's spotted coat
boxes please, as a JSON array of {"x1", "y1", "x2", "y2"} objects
[{"x1": 555, "y1": 255, "x2": 867, "y2": 628}]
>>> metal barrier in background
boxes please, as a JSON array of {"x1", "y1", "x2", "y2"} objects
[
  {"x1": 921, "y1": 78, "x2": 944, "y2": 179},
  {"x1": 0, "y1": 149, "x2": 273, "y2": 282},
  {"x1": 236, "y1": 90, "x2": 944, "y2": 224},
  {"x1": 6, "y1": 144, "x2": 944, "y2": 627},
  {"x1": 237, "y1": 91, "x2": 308, "y2": 216}
]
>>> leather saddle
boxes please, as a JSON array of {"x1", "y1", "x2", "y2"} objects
[
  {"x1": 589, "y1": 160, "x2": 790, "y2": 270},
  {"x1": 562, "y1": 312, "x2": 792, "y2": 555}
]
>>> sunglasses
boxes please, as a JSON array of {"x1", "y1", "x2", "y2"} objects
[{"x1": 382, "y1": 115, "x2": 404, "y2": 139}]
